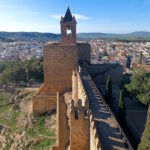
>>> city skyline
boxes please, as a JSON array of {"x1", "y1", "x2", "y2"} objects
[{"x1": 0, "y1": 0, "x2": 150, "y2": 33}]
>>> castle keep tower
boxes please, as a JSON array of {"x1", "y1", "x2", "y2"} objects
[
  {"x1": 33, "y1": 7, "x2": 91, "y2": 115},
  {"x1": 61, "y1": 7, "x2": 76, "y2": 46}
]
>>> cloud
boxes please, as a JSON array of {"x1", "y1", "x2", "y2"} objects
[
  {"x1": 51, "y1": 14, "x2": 90, "y2": 20},
  {"x1": 73, "y1": 14, "x2": 90, "y2": 20}
]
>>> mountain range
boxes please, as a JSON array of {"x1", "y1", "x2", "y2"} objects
[{"x1": 0, "y1": 31, "x2": 150, "y2": 41}]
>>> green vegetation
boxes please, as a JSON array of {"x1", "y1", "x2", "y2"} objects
[
  {"x1": 0, "y1": 92, "x2": 19, "y2": 132},
  {"x1": 4, "y1": 133, "x2": 14, "y2": 150},
  {"x1": 25, "y1": 115, "x2": 56, "y2": 149},
  {"x1": 26, "y1": 116, "x2": 55, "y2": 138},
  {"x1": 22, "y1": 90, "x2": 35, "y2": 101},
  {"x1": 0, "y1": 92, "x2": 11, "y2": 106},
  {"x1": 138, "y1": 105, "x2": 150, "y2": 150},
  {"x1": 105, "y1": 75, "x2": 112, "y2": 108},
  {"x1": 0, "y1": 58, "x2": 43, "y2": 84},
  {"x1": 0, "y1": 91, "x2": 56, "y2": 149},
  {"x1": 118, "y1": 89, "x2": 126, "y2": 127},
  {"x1": 32, "y1": 138, "x2": 56, "y2": 150},
  {"x1": 125, "y1": 68, "x2": 150, "y2": 106}
]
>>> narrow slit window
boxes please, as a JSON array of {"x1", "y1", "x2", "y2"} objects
[
  {"x1": 75, "y1": 110, "x2": 78, "y2": 120},
  {"x1": 84, "y1": 111, "x2": 88, "y2": 120}
]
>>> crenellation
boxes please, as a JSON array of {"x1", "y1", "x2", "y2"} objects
[
  {"x1": 85, "y1": 99, "x2": 89, "y2": 110},
  {"x1": 89, "y1": 111, "x2": 101, "y2": 150},
  {"x1": 70, "y1": 98, "x2": 90, "y2": 150},
  {"x1": 70, "y1": 99, "x2": 89, "y2": 113}
]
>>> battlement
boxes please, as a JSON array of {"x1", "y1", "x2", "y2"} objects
[
  {"x1": 70, "y1": 99, "x2": 89, "y2": 114},
  {"x1": 70, "y1": 98, "x2": 90, "y2": 150},
  {"x1": 89, "y1": 111, "x2": 101, "y2": 150},
  {"x1": 78, "y1": 67, "x2": 89, "y2": 105}
]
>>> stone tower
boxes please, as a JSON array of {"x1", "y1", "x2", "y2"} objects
[
  {"x1": 61, "y1": 7, "x2": 77, "y2": 46},
  {"x1": 33, "y1": 7, "x2": 91, "y2": 115},
  {"x1": 138, "y1": 51, "x2": 143, "y2": 64}
]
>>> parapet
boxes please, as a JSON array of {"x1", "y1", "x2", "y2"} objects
[
  {"x1": 70, "y1": 99, "x2": 89, "y2": 120},
  {"x1": 77, "y1": 42, "x2": 91, "y2": 64},
  {"x1": 45, "y1": 41, "x2": 61, "y2": 47},
  {"x1": 89, "y1": 111, "x2": 101, "y2": 150}
]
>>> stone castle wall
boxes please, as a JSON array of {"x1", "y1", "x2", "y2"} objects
[
  {"x1": 89, "y1": 112, "x2": 101, "y2": 150},
  {"x1": 86, "y1": 64, "x2": 123, "y2": 85},
  {"x1": 79, "y1": 66, "x2": 133, "y2": 150},
  {"x1": 44, "y1": 43, "x2": 78, "y2": 94},
  {"x1": 77, "y1": 42, "x2": 91, "y2": 64},
  {"x1": 70, "y1": 100, "x2": 90, "y2": 150},
  {"x1": 70, "y1": 69, "x2": 90, "y2": 150},
  {"x1": 33, "y1": 42, "x2": 91, "y2": 115},
  {"x1": 51, "y1": 93, "x2": 69, "y2": 150},
  {"x1": 33, "y1": 94, "x2": 56, "y2": 115}
]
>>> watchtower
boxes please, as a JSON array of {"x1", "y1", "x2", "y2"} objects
[{"x1": 61, "y1": 7, "x2": 77, "y2": 46}]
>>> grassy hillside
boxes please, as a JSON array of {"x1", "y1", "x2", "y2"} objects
[{"x1": 0, "y1": 89, "x2": 56, "y2": 150}]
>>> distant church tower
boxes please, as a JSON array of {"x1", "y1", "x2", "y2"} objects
[
  {"x1": 61, "y1": 7, "x2": 77, "y2": 46},
  {"x1": 138, "y1": 51, "x2": 143, "y2": 64}
]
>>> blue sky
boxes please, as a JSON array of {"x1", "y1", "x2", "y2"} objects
[{"x1": 0, "y1": 0, "x2": 150, "y2": 33}]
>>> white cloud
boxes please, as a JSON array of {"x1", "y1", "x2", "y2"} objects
[
  {"x1": 51, "y1": 14, "x2": 90, "y2": 20},
  {"x1": 73, "y1": 14, "x2": 90, "y2": 20}
]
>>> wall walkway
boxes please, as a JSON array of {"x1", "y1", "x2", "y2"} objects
[{"x1": 80, "y1": 66, "x2": 133, "y2": 150}]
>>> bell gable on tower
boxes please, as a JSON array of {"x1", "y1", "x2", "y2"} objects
[{"x1": 61, "y1": 7, "x2": 77, "y2": 46}]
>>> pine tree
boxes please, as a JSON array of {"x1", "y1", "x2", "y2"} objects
[
  {"x1": 105, "y1": 75, "x2": 112, "y2": 108},
  {"x1": 138, "y1": 105, "x2": 150, "y2": 150},
  {"x1": 118, "y1": 89, "x2": 126, "y2": 127}
]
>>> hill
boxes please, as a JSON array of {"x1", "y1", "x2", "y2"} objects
[
  {"x1": 0, "y1": 32, "x2": 60, "y2": 41},
  {"x1": 0, "y1": 31, "x2": 150, "y2": 41},
  {"x1": 78, "y1": 31, "x2": 150, "y2": 40}
]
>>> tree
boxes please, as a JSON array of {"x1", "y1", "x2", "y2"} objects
[
  {"x1": 118, "y1": 89, "x2": 126, "y2": 127},
  {"x1": 29, "y1": 58, "x2": 43, "y2": 82},
  {"x1": 105, "y1": 75, "x2": 112, "y2": 108},
  {"x1": 138, "y1": 105, "x2": 150, "y2": 150},
  {"x1": 125, "y1": 68, "x2": 150, "y2": 106},
  {"x1": 0, "y1": 58, "x2": 44, "y2": 84}
]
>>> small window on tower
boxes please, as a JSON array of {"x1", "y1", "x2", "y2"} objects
[
  {"x1": 67, "y1": 29, "x2": 72, "y2": 34},
  {"x1": 66, "y1": 26, "x2": 72, "y2": 36}
]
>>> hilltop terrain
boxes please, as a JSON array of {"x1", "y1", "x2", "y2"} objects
[{"x1": 0, "y1": 31, "x2": 150, "y2": 41}]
